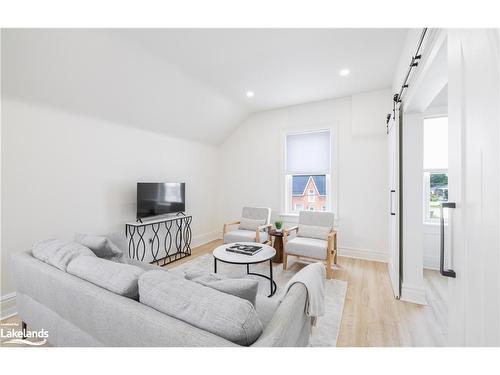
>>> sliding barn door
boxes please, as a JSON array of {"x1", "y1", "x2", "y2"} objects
[
  {"x1": 447, "y1": 29, "x2": 500, "y2": 346},
  {"x1": 387, "y1": 106, "x2": 401, "y2": 298}
]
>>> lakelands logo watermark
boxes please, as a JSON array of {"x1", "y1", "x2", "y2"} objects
[{"x1": 1, "y1": 324, "x2": 48, "y2": 346}]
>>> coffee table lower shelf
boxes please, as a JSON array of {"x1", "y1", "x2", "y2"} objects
[{"x1": 213, "y1": 257, "x2": 277, "y2": 297}]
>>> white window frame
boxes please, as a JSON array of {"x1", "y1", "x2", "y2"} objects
[{"x1": 281, "y1": 126, "x2": 338, "y2": 220}]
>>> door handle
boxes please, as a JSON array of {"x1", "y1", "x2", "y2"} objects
[
  {"x1": 440, "y1": 202, "x2": 456, "y2": 278},
  {"x1": 390, "y1": 190, "x2": 396, "y2": 215}
]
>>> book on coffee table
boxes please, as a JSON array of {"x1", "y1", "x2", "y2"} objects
[{"x1": 226, "y1": 243, "x2": 263, "y2": 256}]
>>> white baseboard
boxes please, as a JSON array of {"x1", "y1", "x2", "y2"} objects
[
  {"x1": 401, "y1": 283, "x2": 427, "y2": 305},
  {"x1": 192, "y1": 230, "x2": 221, "y2": 248},
  {"x1": 338, "y1": 246, "x2": 388, "y2": 263},
  {"x1": 1, "y1": 292, "x2": 17, "y2": 320},
  {"x1": 423, "y1": 255, "x2": 440, "y2": 271}
]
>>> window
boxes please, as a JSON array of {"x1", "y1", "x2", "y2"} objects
[
  {"x1": 308, "y1": 189, "x2": 315, "y2": 202},
  {"x1": 294, "y1": 203, "x2": 304, "y2": 211},
  {"x1": 423, "y1": 117, "x2": 448, "y2": 222},
  {"x1": 285, "y1": 130, "x2": 331, "y2": 214}
]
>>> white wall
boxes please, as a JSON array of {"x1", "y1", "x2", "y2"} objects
[
  {"x1": 423, "y1": 224, "x2": 441, "y2": 270},
  {"x1": 401, "y1": 113, "x2": 426, "y2": 304},
  {"x1": 447, "y1": 29, "x2": 500, "y2": 346},
  {"x1": 392, "y1": 29, "x2": 423, "y2": 93},
  {"x1": 218, "y1": 89, "x2": 392, "y2": 261},
  {"x1": 1, "y1": 99, "x2": 221, "y2": 316}
]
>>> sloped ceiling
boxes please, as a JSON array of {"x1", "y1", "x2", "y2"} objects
[
  {"x1": 429, "y1": 83, "x2": 448, "y2": 109},
  {"x1": 2, "y1": 29, "x2": 408, "y2": 145}
]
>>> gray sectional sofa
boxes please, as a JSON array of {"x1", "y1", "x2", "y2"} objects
[{"x1": 11, "y1": 247, "x2": 313, "y2": 346}]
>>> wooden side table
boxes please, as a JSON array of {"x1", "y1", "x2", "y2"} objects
[{"x1": 269, "y1": 229, "x2": 284, "y2": 263}]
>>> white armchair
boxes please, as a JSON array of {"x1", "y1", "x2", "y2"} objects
[
  {"x1": 283, "y1": 211, "x2": 337, "y2": 279},
  {"x1": 222, "y1": 207, "x2": 272, "y2": 244}
]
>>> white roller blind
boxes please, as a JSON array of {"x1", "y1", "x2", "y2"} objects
[{"x1": 286, "y1": 130, "x2": 331, "y2": 175}]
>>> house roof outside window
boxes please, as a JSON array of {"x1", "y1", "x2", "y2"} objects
[{"x1": 292, "y1": 175, "x2": 326, "y2": 196}]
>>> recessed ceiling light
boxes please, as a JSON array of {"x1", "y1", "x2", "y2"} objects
[
  {"x1": 339, "y1": 69, "x2": 350, "y2": 77},
  {"x1": 246, "y1": 91, "x2": 255, "y2": 98}
]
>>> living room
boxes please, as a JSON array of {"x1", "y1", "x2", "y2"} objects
[
  {"x1": 1, "y1": 1, "x2": 500, "y2": 373},
  {"x1": 0, "y1": 28, "x2": 400, "y2": 343}
]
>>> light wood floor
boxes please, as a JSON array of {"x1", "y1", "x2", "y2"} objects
[{"x1": 1, "y1": 240, "x2": 448, "y2": 347}]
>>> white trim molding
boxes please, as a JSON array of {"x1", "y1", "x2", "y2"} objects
[
  {"x1": 423, "y1": 256, "x2": 440, "y2": 271},
  {"x1": 1, "y1": 292, "x2": 17, "y2": 320},
  {"x1": 401, "y1": 283, "x2": 427, "y2": 305},
  {"x1": 337, "y1": 246, "x2": 388, "y2": 263},
  {"x1": 192, "y1": 230, "x2": 221, "y2": 248}
]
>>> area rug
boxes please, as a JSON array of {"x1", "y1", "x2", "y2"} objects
[{"x1": 170, "y1": 254, "x2": 347, "y2": 346}]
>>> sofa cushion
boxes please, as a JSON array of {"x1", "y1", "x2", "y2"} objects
[
  {"x1": 67, "y1": 256, "x2": 145, "y2": 299},
  {"x1": 32, "y1": 239, "x2": 96, "y2": 271},
  {"x1": 184, "y1": 271, "x2": 259, "y2": 307},
  {"x1": 125, "y1": 257, "x2": 165, "y2": 272},
  {"x1": 254, "y1": 295, "x2": 280, "y2": 328},
  {"x1": 139, "y1": 270, "x2": 263, "y2": 346},
  {"x1": 239, "y1": 217, "x2": 266, "y2": 231},
  {"x1": 104, "y1": 232, "x2": 128, "y2": 253},
  {"x1": 297, "y1": 224, "x2": 331, "y2": 241},
  {"x1": 224, "y1": 229, "x2": 268, "y2": 244},
  {"x1": 75, "y1": 233, "x2": 123, "y2": 260},
  {"x1": 286, "y1": 237, "x2": 328, "y2": 260}
]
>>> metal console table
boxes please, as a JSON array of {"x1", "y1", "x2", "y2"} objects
[{"x1": 125, "y1": 214, "x2": 192, "y2": 266}]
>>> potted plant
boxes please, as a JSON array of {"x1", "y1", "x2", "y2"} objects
[{"x1": 274, "y1": 220, "x2": 283, "y2": 233}]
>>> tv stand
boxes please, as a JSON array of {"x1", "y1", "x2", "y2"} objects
[{"x1": 125, "y1": 214, "x2": 192, "y2": 266}]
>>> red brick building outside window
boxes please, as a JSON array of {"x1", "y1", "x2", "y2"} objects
[{"x1": 291, "y1": 175, "x2": 327, "y2": 212}]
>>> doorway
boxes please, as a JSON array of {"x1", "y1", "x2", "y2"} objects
[
  {"x1": 422, "y1": 95, "x2": 449, "y2": 343},
  {"x1": 397, "y1": 29, "x2": 500, "y2": 346}
]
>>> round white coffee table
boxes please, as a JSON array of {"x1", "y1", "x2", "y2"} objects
[{"x1": 213, "y1": 242, "x2": 277, "y2": 297}]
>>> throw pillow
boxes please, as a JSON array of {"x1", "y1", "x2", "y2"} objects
[
  {"x1": 139, "y1": 270, "x2": 263, "y2": 346},
  {"x1": 32, "y1": 239, "x2": 96, "y2": 271},
  {"x1": 184, "y1": 271, "x2": 259, "y2": 307},
  {"x1": 67, "y1": 256, "x2": 145, "y2": 299},
  {"x1": 297, "y1": 224, "x2": 332, "y2": 240},
  {"x1": 238, "y1": 218, "x2": 266, "y2": 231},
  {"x1": 74, "y1": 233, "x2": 123, "y2": 259}
]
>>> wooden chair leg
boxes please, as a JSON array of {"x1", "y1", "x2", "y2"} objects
[
  {"x1": 334, "y1": 231, "x2": 338, "y2": 264},
  {"x1": 283, "y1": 252, "x2": 288, "y2": 270},
  {"x1": 326, "y1": 252, "x2": 333, "y2": 279}
]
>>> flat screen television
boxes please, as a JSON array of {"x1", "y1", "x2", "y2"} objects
[{"x1": 137, "y1": 182, "x2": 185, "y2": 219}]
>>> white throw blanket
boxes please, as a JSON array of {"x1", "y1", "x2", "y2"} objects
[{"x1": 280, "y1": 262, "x2": 326, "y2": 325}]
